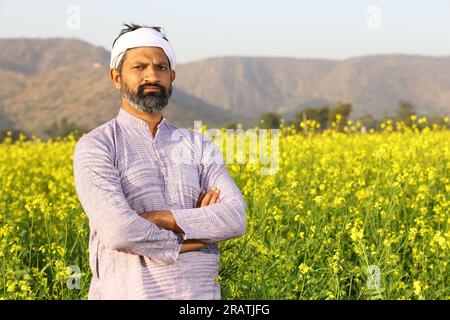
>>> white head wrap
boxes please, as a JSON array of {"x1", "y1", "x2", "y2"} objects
[{"x1": 110, "y1": 27, "x2": 176, "y2": 70}]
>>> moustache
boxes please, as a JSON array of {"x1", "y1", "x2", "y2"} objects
[{"x1": 137, "y1": 83, "x2": 167, "y2": 96}]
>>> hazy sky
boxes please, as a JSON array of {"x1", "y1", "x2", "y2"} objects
[{"x1": 1, "y1": 0, "x2": 449, "y2": 63}]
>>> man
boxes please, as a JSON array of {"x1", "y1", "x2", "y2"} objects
[{"x1": 73, "y1": 23, "x2": 247, "y2": 299}]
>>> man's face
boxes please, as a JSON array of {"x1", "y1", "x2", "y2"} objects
[{"x1": 118, "y1": 47, "x2": 175, "y2": 114}]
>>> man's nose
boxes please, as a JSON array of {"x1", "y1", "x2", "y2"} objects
[{"x1": 142, "y1": 65, "x2": 160, "y2": 83}]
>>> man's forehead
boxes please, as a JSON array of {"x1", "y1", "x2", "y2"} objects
[{"x1": 125, "y1": 47, "x2": 169, "y2": 63}]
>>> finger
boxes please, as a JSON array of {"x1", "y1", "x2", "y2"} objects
[
  {"x1": 201, "y1": 188, "x2": 216, "y2": 207},
  {"x1": 200, "y1": 190, "x2": 214, "y2": 207},
  {"x1": 196, "y1": 191, "x2": 206, "y2": 207},
  {"x1": 209, "y1": 189, "x2": 220, "y2": 205}
]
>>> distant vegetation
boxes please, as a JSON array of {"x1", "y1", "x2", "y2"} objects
[
  {"x1": 255, "y1": 101, "x2": 449, "y2": 131},
  {"x1": 0, "y1": 117, "x2": 87, "y2": 143},
  {"x1": 0, "y1": 130, "x2": 32, "y2": 142},
  {"x1": 44, "y1": 117, "x2": 87, "y2": 140},
  {"x1": 1, "y1": 101, "x2": 449, "y2": 143}
]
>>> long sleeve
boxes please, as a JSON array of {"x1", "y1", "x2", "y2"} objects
[
  {"x1": 73, "y1": 135, "x2": 183, "y2": 264},
  {"x1": 171, "y1": 137, "x2": 247, "y2": 243}
]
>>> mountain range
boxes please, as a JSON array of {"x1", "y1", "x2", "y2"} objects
[{"x1": 0, "y1": 38, "x2": 449, "y2": 137}]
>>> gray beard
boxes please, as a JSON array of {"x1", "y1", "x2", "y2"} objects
[{"x1": 121, "y1": 81, "x2": 172, "y2": 114}]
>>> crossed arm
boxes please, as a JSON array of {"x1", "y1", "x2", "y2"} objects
[
  {"x1": 140, "y1": 188, "x2": 222, "y2": 253},
  {"x1": 73, "y1": 135, "x2": 246, "y2": 264}
]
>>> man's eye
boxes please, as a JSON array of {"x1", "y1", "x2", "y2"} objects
[
  {"x1": 158, "y1": 65, "x2": 168, "y2": 71},
  {"x1": 134, "y1": 65, "x2": 144, "y2": 69}
]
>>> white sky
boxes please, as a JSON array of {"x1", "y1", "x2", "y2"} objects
[{"x1": 0, "y1": 0, "x2": 449, "y2": 63}]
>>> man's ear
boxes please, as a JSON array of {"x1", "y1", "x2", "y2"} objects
[
  {"x1": 109, "y1": 68, "x2": 122, "y2": 90},
  {"x1": 171, "y1": 70, "x2": 176, "y2": 83}
]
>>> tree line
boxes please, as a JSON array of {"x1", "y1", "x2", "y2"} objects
[
  {"x1": 1, "y1": 101, "x2": 449, "y2": 143},
  {"x1": 245, "y1": 101, "x2": 449, "y2": 131},
  {"x1": 0, "y1": 117, "x2": 87, "y2": 143}
]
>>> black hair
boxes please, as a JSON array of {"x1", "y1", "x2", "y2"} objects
[{"x1": 112, "y1": 23, "x2": 170, "y2": 73}]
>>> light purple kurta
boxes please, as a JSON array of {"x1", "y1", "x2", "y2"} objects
[{"x1": 73, "y1": 107, "x2": 247, "y2": 299}]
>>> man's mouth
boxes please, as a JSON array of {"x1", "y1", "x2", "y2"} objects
[{"x1": 143, "y1": 86, "x2": 161, "y2": 92}]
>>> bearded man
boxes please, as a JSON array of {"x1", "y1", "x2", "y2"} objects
[{"x1": 73, "y1": 23, "x2": 247, "y2": 299}]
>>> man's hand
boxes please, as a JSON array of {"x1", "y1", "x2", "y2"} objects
[
  {"x1": 196, "y1": 187, "x2": 221, "y2": 207},
  {"x1": 138, "y1": 210, "x2": 184, "y2": 233}
]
